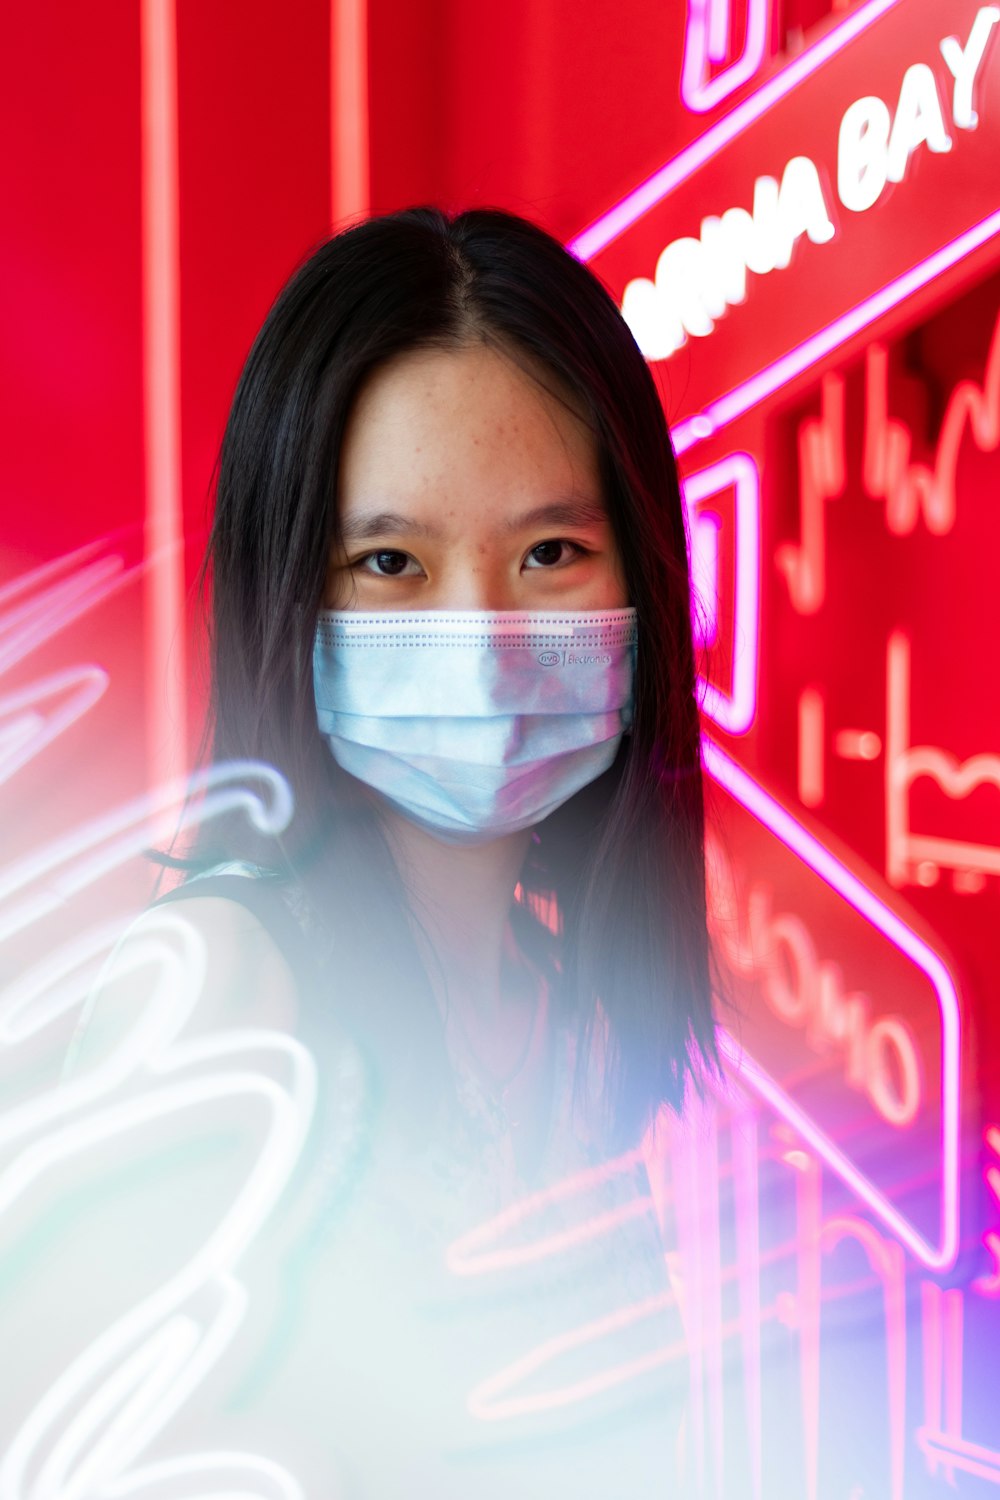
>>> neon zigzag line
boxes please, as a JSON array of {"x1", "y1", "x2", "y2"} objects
[
  {"x1": 703, "y1": 735, "x2": 961, "y2": 1272},
  {"x1": 863, "y1": 305, "x2": 1000, "y2": 536}
]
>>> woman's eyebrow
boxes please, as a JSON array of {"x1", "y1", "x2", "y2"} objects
[
  {"x1": 338, "y1": 498, "x2": 609, "y2": 544},
  {"x1": 338, "y1": 510, "x2": 441, "y2": 542},
  {"x1": 503, "y1": 498, "x2": 609, "y2": 533}
]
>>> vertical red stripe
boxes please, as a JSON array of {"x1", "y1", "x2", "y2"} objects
[
  {"x1": 141, "y1": 0, "x2": 186, "y2": 795},
  {"x1": 797, "y1": 686, "x2": 825, "y2": 808},
  {"x1": 331, "y1": 0, "x2": 370, "y2": 225}
]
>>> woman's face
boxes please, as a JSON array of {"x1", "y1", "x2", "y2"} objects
[{"x1": 325, "y1": 343, "x2": 628, "y2": 612}]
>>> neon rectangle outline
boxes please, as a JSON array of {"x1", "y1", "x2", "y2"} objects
[
  {"x1": 704, "y1": 735, "x2": 961, "y2": 1271},
  {"x1": 681, "y1": 0, "x2": 770, "y2": 112},
  {"x1": 685, "y1": 452, "x2": 760, "y2": 734}
]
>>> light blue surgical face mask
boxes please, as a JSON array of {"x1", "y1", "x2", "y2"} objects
[{"x1": 313, "y1": 609, "x2": 638, "y2": 845}]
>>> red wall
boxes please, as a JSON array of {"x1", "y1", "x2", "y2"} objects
[{"x1": 2, "y1": 2, "x2": 999, "y2": 1493}]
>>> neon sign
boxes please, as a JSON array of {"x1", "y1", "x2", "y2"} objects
[
  {"x1": 684, "y1": 451, "x2": 761, "y2": 735},
  {"x1": 0, "y1": 544, "x2": 307, "y2": 1493},
  {"x1": 570, "y1": 0, "x2": 905, "y2": 263},
  {"x1": 713, "y1": 873, "x2": 924, "y2": 1127},
  {"x1": 886, "y1": 630, "x2": 1000, "y2": 888},
  {"x1": 3, "y1": 0, "x2": 1000, "y2": 1490},
  {"x1": 622, "y1": 8, "x2": 999, "y2": 362},
  {"x1": 621, "y1": 154, "x2": 834, "y2": 360},
  {"x1": 680, "y1": 0, "x2": 771, "y2": 113},
  {"x1": 863, "y1": 303, "x2": 1000, "y2": 536},
  {"x1": 704, "y1": 735, "x2": 961, "y2": 1271}
]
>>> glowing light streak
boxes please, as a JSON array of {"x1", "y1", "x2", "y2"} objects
[
  {"x1": 445, "y1": 1150, "x2": 650, "y2": 1276},
  {"x1": 0, "y1": 918, "x2": 143, "y2": 1140},
  {"x1": 917, "y1": 1433, "x2": 1000, "y2": 1485},
  {"x1": 569, "y1": 0, "x2": 901, "y2": 262},
  {"x1": 31, "y1": 1304, "x2": 232, "y2": 1500},
  {"x1": 466, "y1": 1291, "x2": 682, "y2": 1421},
  {"x1": 822, "y1": 1216, "x2": 907, "y2": 1500},
  {"x1": 835, "y1": 729, "x2": 882, "y2": 760},
  {"x1": 976, "y1": 1232, "x2": 1000, "y2": 1294},
  {"x1": 917, "y1": 1280, "x2": 984, "y2": 1486},
  {"x1": 730, "y1": 1112, "x2": 762, "y2": 1500},
  {"x1": 698, "y1": 1105, "x2": 725, "y2": 1497},
  {"x1": 790, "y1": 1147, "x2": 821, "y2": 1500},
  {"x1": 690, "y1": 510, "x2": 720, "y2": 648},
  {"x1": 0, "y1": 761, "x2": 293, "y2": 947},
  {"x1": 0, "y1": 551, "x2": 134, "y2": 677},
  {"x1": 776, "y1": 372, "x2": 846, "y2": 615},
  {"x1": 669, "y1": 1110, "x2": 707, "y2": 1484},
  {"x1": 863, "y1": 305, "x2": 1000, "y2": 536},
  {"x1": 666, "y1": 1097, "x2": 729, "y2": 1492},
  {"x1": 102, "y1": 1451, "x2": 306, "y2": 1500},
  {"x1": 0, "y1": 667, "x2": 109, "y2": 788},
  {"x1": 705, "y1": 0, "x2": 728, "y2": 62},
  {"x1": 717, "y1": 1026, "x2": 954, "y2": 1271},
  {"x1": 671, "y1": 208, "x2": 1000, "y2": 454},
  {"x1": 0, "y1": 1042, "x2": 310, "y2": 1243},
  {"x1": 141, "y1": 0, "x2": 186, "y2": 794},
  {"x1": 331, "y1": 0, "x2": 370, "y2": 223},
  {"x1": 797, "y1": 688, "x2": 825, "y2": 808},
  {"x1": 0, "y1": 542, "x2": 164, "y2": 790},
  {"x1": 0, "y1": 903, "x2": 317, "y2": 1498},
  {"x1": 0, "y1": 737, "x2": 302, "y2": 1494},
  {"x1": 680, "y1": 0, "x2": 769, "y2": 112},
  {"x1": 0, "y1": 538, "x2": 110, "y2": 610},
  {"x1": 684, "y1": 452, "x2": 760, "y2": 735},
  {"x1": 886, "y1": 631, "x2": 1000, "y2": 887},
  {"x1": 921, "y1": 1280, "x2": 944, "y2": 1449},
  {"x1": 974, "y1": 1125, "x2": 1000, "y2": 1295},
  {"x1": 703, "y1": 735, "x2": 961, "y2": 1270}
]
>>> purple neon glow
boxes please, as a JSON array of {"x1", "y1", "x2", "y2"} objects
[
  {"x1": 731, "y1": 1114, "x2": 762, "y2": 1500},
  {"x1": 568, "y1": 0, "x2": 901, "y2": 262},
  {"x1": 703, "y1": 735, "x2": 961, "y2": 1272},
  {"x1": 681, "y1": 0, "x2": 769, "y2": 114},
  {"x1": 672, "y1": 209, "x2": 1000, "y2": 453},
  {"x1": 684, "y1": 453, "x2": 760, "y2": 735}
]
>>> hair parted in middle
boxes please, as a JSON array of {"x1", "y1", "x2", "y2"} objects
[{"x1": 200, "y1": 205, "x2": 718, "y2": 1149}]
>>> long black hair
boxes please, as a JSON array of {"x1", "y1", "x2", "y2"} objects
[{"x1": 199, "y1": 206, "x2": 717, "y2": 1150}]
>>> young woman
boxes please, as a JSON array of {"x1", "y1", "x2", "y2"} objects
[{"x1": 94, "y1": 207, "x2": 716, "y2": 1494}]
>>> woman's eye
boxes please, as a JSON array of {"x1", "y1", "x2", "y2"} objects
[
  {"x1": 358, "y1": 550, "x2": 419, "y2": 577},
  {"x1": 524, "y1": 539, "x2": 584, "y2": 569}
]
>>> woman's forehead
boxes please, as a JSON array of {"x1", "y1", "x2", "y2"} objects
[{"x1": 337, "y1": 343, "x2": 603, "y2": 524}]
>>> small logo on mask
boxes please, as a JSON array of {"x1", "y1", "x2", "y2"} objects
[{"x1": 537, "y1": 651, "x2": 562, "y2": 666}]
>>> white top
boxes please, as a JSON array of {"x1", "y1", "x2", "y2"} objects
[{"x1": 1, "y1": 871, "x2": 690, "y2": 1498}]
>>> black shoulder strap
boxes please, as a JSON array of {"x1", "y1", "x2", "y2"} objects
[{"x1": 152, "y1": 875, "x2": 319, "y2": 999}]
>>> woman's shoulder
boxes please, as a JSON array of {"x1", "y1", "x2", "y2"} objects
[{"x1": 91, "y1": 863, "x2": 307, "y2": 1041}]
